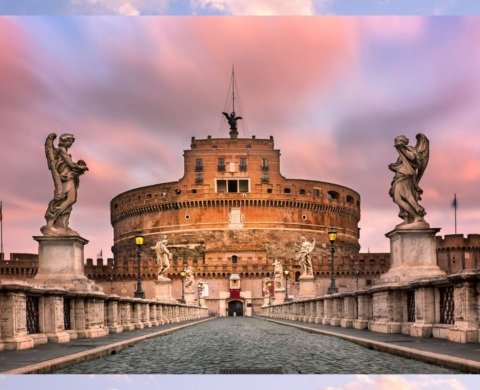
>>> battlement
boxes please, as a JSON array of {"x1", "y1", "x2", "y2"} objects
[{"x1": 436, "y1": 234, "x2": 480, "y2": 250}]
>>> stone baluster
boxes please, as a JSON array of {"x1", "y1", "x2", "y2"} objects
[
  {"x1": 0, "y1": 291, "x2": 34, "y2": 350},
  {"x1": 353, "y1": 294, "x2": 371, "y2": 329},
  {"x1": 106, "y1": 298, "x2": 123, "y2": 333},
  {"x1": 322, "y1": 298, "x2": 333, "y2": 325},
  {"x1": 315, "y1": 300, "x2": 324, "y2": 323},
  {"x1": 340, "y1": 296, "x2": 356, "y2": 328},
  {"x1": 449, "y1": 280, "x2": 478, "y2": 343}
]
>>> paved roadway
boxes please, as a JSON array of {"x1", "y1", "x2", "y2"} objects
[{"x1": 1, "y1": 317, "x2": 479, "y2": 374}]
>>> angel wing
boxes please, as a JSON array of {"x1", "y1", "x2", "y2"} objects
[
  {"x1": 414, "y1": 133, "x2": 429, "y2": 186},
  {"x1": 222, "y1": 112, "x2": 230, "y2": 120},
  {"x1": 45, "y1": 133, "x2": 63, "y2": 199}
]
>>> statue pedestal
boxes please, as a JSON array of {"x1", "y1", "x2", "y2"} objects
[
  {"x1": 155, "y1": 276, "x2": 174, "y2": 301},
  {"x1": 262, "y1": 296, "x2": 270, "y2": 307},
  {"x1": 33, "y1": 235, "x2": 102, "y2": 293},
  {"x1": 199, "y1": 297, "x2": 206, "y2": 308},
  {"x1": 381, "y1": 228, "x2": 445, "y2": 284},
  {"x1": 298, "y1": 275, "x2": 315, "y2": 299},
  {"x1": 274, "y1": 288, "x2": 285, "y2": 304},
  {"x1": 184, "y1": 290, "x2": 196, "y2": 305}
]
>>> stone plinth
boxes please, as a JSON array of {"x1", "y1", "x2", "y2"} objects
[
  {"x1": 33, "y1": 235, "x2": 102, "y2": 292},
  {"x1": 154, "y1": 276, "x2": 174, "y2": 302},
  {"x1": 184, "y1": 291, "x2": 196, "y2": 305},
  {"x1": 381, "y1": 228, "x2": 445, "y2": 284},
  {"x1": 274, "y1": 288, "x2": 285, "y2": 304},
  {"x1": 298, "y1": 275, "x2": 315, "y2": 299},
  {"x1": 262, "y1": 296, "x2": 270, "y2": 307}
]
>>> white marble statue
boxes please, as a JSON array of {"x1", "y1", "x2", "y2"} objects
[
  {"x1": 184, "y1": 266, "x2": 195, "y2": 288},
  {"x1": 297, "y1": 237, "x2": 315, "y2": 276},
  {"x1": 41, "y1": 133, "x2": 88, "y2": 236},
  {"x1": 151, "y1": 238, "x2": 173, "y2": 277},
  {"x1": 273, "y1": 259, "x2": 284, "y2": 289},
  {"x1": 388, "y1": 133, "x2": 430, "y2": 229},
  {"x1": 262, "y1": 276, "x2": 271, "y2": 297}
]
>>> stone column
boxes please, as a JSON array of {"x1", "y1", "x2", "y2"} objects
[
  {"x1": 42, "y1": 295, "x2": 70, "y2": 342},
  {"x1": 341, "y1": 296, "x2": 357, "y2": 328},
  {"x1": 120, "y1": 302, "x2": 135, "y2": 331},
  {"x1": 314, "y1": 300, "x2": 324, "y2": 323},
  {"x1": 308, "y1": 301, "x2": 317, "y2": 322},
  {"x1": 330, "y1": 298, "x2": 343, "y2": 326},
  {"x1": 157, "y1": 304, "x2": 164, "y2": 324},
  {"x1": 150, "y1": 304, "x2": 159, "y2": 326},
  {"x1": 142, "y1": 302, "x2": 152, "y2": 328},
  {"x1": 106, "y1": 299, "x2": 123, "y2": 333},
  {"x1": 370, "y1": 290, "x2": 402, "y2": 334},
  {"x1": 132, "y1": 302, "x2": 143, "y2": 329},
  {"x1": 322, "y1": 298, "x2": 333, "y2": 325},
  {"x1": 301, "y1": 302, "x2": 309, "y2": 322},
  {"x1": 410, "y1": 287, "x2": 435, "y2": 337},
  {"x1": 74, "y1": 297, "x2": 87, "y2": 337},
  {"x1": 83, "y1": 297, "x2": 109, "y2": 338},
  {"x1": 1, "y1": 291, "x2": 34, "y2": 350},
  {"x1": 449, "y1": 281, "x2": 478, "y2": 343},
  {"x1": 353, "y1": 294, "x2": 371, "y2": 329}
]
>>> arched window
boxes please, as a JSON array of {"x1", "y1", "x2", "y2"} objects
[
  {"x1": 346, "y1": 195, "x2": 354, "y2": 203},
  {"x1": 327, "y1": 191, "x2": 340, "y2": 200},
  {"x1": 295, "y1": 271, "x2": 301, "y2": 282}
]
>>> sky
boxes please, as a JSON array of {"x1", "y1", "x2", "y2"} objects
[
  {"x1": 1, "y1": 15, "x2": 480, "y2": 259},
  {"x1": 1, "y1": 3, "x2": 480, "y2": 389},
  {"x1": 0, "y1": 0, "x2": 480, "y2": 16},
  {"x1": 0, "y1": 374, "x2": 478, "y2": 389}
]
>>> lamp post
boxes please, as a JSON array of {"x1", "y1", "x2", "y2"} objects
[
  {"x1": 284, "y1": 268, "x2": 291, "y2": 302},
  {"x1": 134, "y1": 233, "x2": 145, "y2": 299},
  {"x1": 197, "y1": 281, "x2": 203, "y2": 305},
  {"x1": 267, "y1": 281, "x2": 272, "y2": 305},
  {"x1": 180, "y1": 269, "x2": 186, "y2": 303},
  {"x1": 353, "y1": 260, "x2": 359, "y2": 290},
  {"x1": 327, "y1": 228, "x2": 338, "y2": 294}
]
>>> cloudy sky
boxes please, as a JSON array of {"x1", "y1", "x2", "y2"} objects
[
  {"x1": 0, "y1": 0, "x2": 479, "y2": 16},
  {"x1": 0, "y1": 373, "x2": 477, "y2": 389},
  {"x1": 1, "y1": 11, "x2": 480, "y2": 260}
]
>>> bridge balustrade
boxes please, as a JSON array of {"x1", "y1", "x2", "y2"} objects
[
  {"x1": 261, "y1": 270, "x2": 480, "y2": 344},
  {"x1": 0, "y1": 281, "x2": 208, "y2": 351}
]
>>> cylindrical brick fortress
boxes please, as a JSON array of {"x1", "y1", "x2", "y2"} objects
[{"x1": 110, "y1": 135, "x2": 361, "y2": 273}]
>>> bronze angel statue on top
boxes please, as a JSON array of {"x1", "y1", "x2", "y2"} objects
[
  {"x1": 222, "y1": 111, "x2": 242, "y2": 133},
  {"x1": 41, "y1": 133, "x2": 88, "y2": 236},
  {"x1": 388, "y1": 133, "x2": 429, "y2": 228}
]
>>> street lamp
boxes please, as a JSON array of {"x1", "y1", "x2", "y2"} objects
[
  {"x1": 197, "y1": 281, "x2": 203, "y2": 305},
  {"x1": 180, "y1": 269, "x2": 187, "y2": 303},
  {"x1": 134, "y1": 233, "x2": 145, "y2": 299},
  {"x1": 353, "y1": 260, "x2": 359, "y2": 290},
  {"x1": 327, "y1": 228, "x2": 338, "y2": 294},
  {"x1": 267, "y1": 281, "x2": 272, "y2": 305},
  {"x1": 284, "y1": 268, "x2": 291, "y2": 302}
]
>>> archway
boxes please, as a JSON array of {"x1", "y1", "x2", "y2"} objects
[{"x1": 228, "y1": 300, "x2": 244, "y2": 316}]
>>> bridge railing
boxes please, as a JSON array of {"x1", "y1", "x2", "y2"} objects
[
  {"x1": 261, "y1": 270, "x2": 480, "y2": 344},
  {"x1": 0, "y1": 281, "x2": 208, "y2": 351}
]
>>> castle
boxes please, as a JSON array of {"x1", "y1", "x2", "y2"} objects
[{"x1": 2, "y1": 120, "x2": 478, "y2": 315}]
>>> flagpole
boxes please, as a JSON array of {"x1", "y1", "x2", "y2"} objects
[
  {"x1": 0, "y1": 201, "x2": 3, "y2": 260},
  {"x1": 454, "y1": 193, "x2": 457, "y2": 235}
]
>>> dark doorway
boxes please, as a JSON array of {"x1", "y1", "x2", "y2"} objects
[{"x1": 228, "y1": 300, "x2": 244, "y2": 316}]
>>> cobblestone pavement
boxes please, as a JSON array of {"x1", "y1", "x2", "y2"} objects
[{"x1": 56, "y1": 317, "x2": 459, "y2": 374}]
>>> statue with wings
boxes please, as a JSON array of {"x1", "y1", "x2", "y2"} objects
[
  {"x1": 222, "y1": 111, "x2": 242, "y2": 134},
  {"x1": 297, "y1": 237, "x2": 316, "y2": 276},
  {"x1": 41, "y1": 133, "x2": 88, "y2": 236},
  {"x1": 388, "y1": 133, "x2": 430, "y2": 228}
]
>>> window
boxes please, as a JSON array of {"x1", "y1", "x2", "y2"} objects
[
  {"x1": 195, "y1": 172, "x2": 203, "y2": 184},
  {"x1": 191, "y1": 189, "x2": 197, "y2": 194},
  {"x1": 267, "y1": 188, "x2": 273, "y2": 194},
  {"x1": 261, "y1": 158, "x2": 269, "y2": 171},
  {"x1": 175, "y1": 189, "x2": 181, "y2": 195},
  {"x1": 284, "y1": 188, "x2": 291, "y2": 194},
  {"x1": 314, "y1": 188, "x2": 321, "y2": 197},
  {"x1": 195, "y1": 159, "x2": 203, "y2": 172},
  {"x1": 295, "y1": 271, "x2": 301, "y2": 282},
  {"x1": 327, "y1": 190, "x2": 340, "y2": 200},
  {"x1": 228, "y1": 180, "x2": 238, "y2": 192},
  {"x1": 216, "y1": 179, "x2": 249, "y2": 193},
  {"x1": 239, "y1": 180, "x2": 249, "y2": 193},
  {"x1": 232, "y1": 255, "x2": 238, "y2": 264},
  {"x1": 299, "y1": 189, "x2": 306, "y2": 195},
  {"x1": 239, "y1": 157, "x2": 247, "y2": 171},
  {"x1": 261, "y1": 172, "x2": 269, "y2": 183},
  {"x1": 218, "y1": 158, "x2": 226, "y2": 172},
  {"x1": 346, "y1": 195, "x2": 354, "y2": 203}
]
